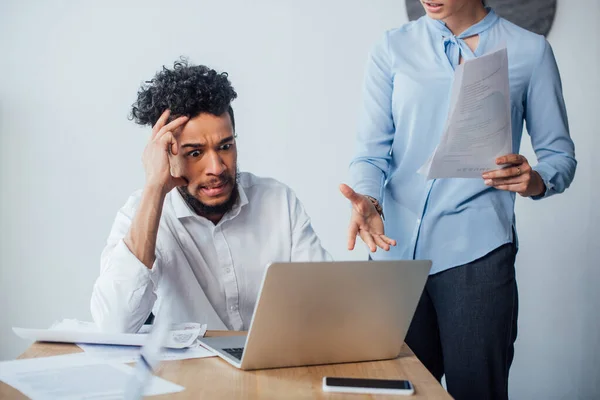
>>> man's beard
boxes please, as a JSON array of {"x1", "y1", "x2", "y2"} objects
[{"x1": 177, "y1": 172, "x2": 240, "y2": 218}]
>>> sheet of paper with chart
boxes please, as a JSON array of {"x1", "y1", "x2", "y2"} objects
[{"x1": 419, "y1": 47, "x2": 512, "y2": 179}]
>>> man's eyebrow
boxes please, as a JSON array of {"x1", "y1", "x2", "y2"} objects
[
  {"x1": 218, "y1": 136, "x2": 235, "y2": 145},
  {"x1": 181, "y1": 136, "x2": 234, "y2": 149}
]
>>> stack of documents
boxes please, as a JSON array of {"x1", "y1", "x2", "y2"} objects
[
  {"x1": 419, "y1": 47, "x2": 512, "y2": 179},
  {"x1": 13, "y1": 319, "x2": 215, "y2": 362},
  {"x1": 1, "y1": 319, "x2": 216, "y2": 398},
  {"x1": 14, "y1": 319, "x2": 205, "y2": 348}
]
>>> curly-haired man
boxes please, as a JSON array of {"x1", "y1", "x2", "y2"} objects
[{"x1": 91, "y1": 59, "x2": 331, "y2": 332}]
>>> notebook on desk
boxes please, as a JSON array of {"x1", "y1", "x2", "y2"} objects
[{"x1": 198, "y1": 260, "x2": 431, "y2": 370}]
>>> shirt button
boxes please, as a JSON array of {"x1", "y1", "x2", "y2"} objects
[
  {"x1": 230, "y1": 305, "x2": 237, "y2": 311},
  {"x1": 225, "y1": 268, "x2": 231, "y2": 273},
  {"x1": 417, "y1": 219, "x2": 422, "y2": 225}
]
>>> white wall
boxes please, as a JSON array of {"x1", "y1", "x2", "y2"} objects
[
  {"x1": 511, "y1": 1, "x2": 600, "y2": 399},
  {"x1": 0, "y1": 0, "x2": 597, "y2": 398}
]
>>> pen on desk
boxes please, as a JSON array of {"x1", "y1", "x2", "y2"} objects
[
  {"x1": 124, "y1": 310, "x2": 172, "y2": 400},
  {"x1": 124, "y1": 352, "x2": 154, "y2": 400}
]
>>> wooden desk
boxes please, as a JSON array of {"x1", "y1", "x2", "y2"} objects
[{"x1": 0, "y1": 331, "x2": 452, "y2": 399}]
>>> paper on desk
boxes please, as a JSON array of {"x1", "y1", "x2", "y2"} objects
[
  {"x1": 0, "y1": 352, "x2": 184, "y2": 399},
  {"x1": 77, "y1": 330, "x2": 214, "y2": 364},
  {"x1": 77, "y1": 342, "x2": 215, "y2": 363},
  {"x1": 13, "y1": 319, "x2": 205, "y2": 349},
  {"x1": 419, "y1": 47, "x2": 512, "y2": 179}
]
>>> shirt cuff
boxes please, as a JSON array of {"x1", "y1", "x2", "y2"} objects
[
  {"x1": 531, "y1": 162, "x2": 558, "y2": 200},
  {"x1": 349, "y1": 163, "x2": 385, "y2": 202}
]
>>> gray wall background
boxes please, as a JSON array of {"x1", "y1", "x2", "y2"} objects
[{"x1": 0, "y1": 1, "x2": 598, "y2": 399}]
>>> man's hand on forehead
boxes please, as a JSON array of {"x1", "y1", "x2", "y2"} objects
[{"x1": 142, "y1": 109, "x2": 190, "y2": 193}]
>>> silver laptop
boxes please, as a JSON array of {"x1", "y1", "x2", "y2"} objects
[{"x1": 198, "y1": 260, "x2": 431, "y2": 370}]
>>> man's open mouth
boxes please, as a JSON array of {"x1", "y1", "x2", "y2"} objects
[{"x1": 200, "y1": 180, "x2": 230, "y2": 197}]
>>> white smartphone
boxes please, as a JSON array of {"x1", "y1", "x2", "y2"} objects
[{"x1": 322, "y1": 376, "x2": 415, "y2": 395}]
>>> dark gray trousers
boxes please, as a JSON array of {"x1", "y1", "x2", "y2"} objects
[{"x1": 405, "y1": 243, "x2": 519, "y2": 400}]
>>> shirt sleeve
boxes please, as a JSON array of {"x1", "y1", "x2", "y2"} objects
[
  {"x1": 288, "y1": 190, "x2": 333, "y2": 262},
  {"x1": 90, "y1": 194, "x2": 162, "y2": 333},
  {"x1": 348, "y1": 31, "x2": 396, "y2": 202},
  {"x1": 525, "y1": 39, "x2": 577, "y2": 199}
]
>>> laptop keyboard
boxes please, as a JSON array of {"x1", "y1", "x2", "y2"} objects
[{"x1": 222, "y1": 347, "x2": 244, "y2": 360}]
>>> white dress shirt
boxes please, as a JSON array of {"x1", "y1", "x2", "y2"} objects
[{"x1": 91, "y1": 172, "x2": 331, "y2": 332}]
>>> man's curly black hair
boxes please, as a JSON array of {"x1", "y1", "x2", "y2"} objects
[{"x1": 130, "y1": 58, "x2": 238, "y2": 130}]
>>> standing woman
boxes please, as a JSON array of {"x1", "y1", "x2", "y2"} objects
[{"x1": 340, "y1": 1, "x2": 576, "y2": 399}]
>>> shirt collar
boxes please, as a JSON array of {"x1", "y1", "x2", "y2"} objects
[
  {"x1": 171, "y1": 182, "x2": 249, "y2": 221},
  {"x1": 426, "y1": 7, "x2": 499, "y2": 39}
]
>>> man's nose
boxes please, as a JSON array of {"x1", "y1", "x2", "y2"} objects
[{"x1": 205, "y1": 151, "x2": 226, "y2": 176}]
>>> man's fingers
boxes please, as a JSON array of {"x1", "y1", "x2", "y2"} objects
[
  {"x1": 159, "y1": 131, "x2": 178, "y2": 153},
  {"x1": 359, "y1": 231, "x2": 377, "y2": 253},
  {"x1": 347, "y1": 223, "x2": 359, "y2": 251},
  {"x1": 156, "y1": 115, "x2": 189, "y2": 140},
  {"x1": 152, "y1": 110, "x2": 171, "y2": 138},
  {"x1": 496, "y1": 153, "x2": 526, "y2": 166},
  {"x1": 163, "y1": 115, "x2": 189, "y2": 134}
]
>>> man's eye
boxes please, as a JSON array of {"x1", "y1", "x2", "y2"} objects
[
  {"x1": 220, "y1": 144, "x2": 232, "y2": 151},
  {"x1": 188, "y1": 150, "x2": 202, "y2": 157}
]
